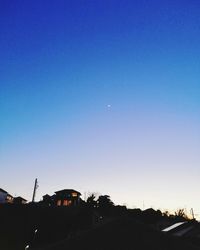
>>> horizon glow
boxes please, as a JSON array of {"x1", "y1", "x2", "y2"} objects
[{"x1": 0, "y1": 0, "x2": 200, "y2": 218}]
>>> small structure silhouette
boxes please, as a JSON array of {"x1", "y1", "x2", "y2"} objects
[{"x1": 13, "y1": 196, "x2": 27, "y2": 205}]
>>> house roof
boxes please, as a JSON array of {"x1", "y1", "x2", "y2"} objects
[
  {"x1": 55, "y1": 189, "x2": 81, "y2": 195},
  {"x1": 43, "y1": 194, "x2": 51, "y2": 198},
  {"x1": 7, "y1": 193, "x2": 13, "y2": 198},
  {"x1": 0, "y1": 188, "x2": 8, "y2": 194},
  {"x1": 14, "y1": 196, "x2": 27, "y2": 201},
  {"x1": 162, "y1": 222, "x2": 186, "y2": 232},
  {"x1": 162, "y1": 221, "x2": 199, "y2": 237}
]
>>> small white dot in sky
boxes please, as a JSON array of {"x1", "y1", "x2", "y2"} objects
[{"x1": 107, "y1": 104, "x2": 111, "y2": 108}]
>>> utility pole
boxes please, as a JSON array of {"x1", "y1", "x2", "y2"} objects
[
  {"x1": 191, "y1": 208, "x2": 195, "y2": 219},
  {"x1": 32, "y1": 178, "x2": 38, "y2": 202}
]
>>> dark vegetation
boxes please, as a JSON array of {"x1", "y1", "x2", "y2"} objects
[{"x1": 0, "y1": 195, "x2": 199, "y2": 250}]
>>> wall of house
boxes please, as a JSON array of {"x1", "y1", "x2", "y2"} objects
[{"x1": 0, "y1": 191, "x2": 7, "y2": 203}]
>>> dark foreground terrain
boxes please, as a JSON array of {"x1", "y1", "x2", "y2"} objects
[{"x1": 0, "y1": 204, "x2": 199, "y2": 250}]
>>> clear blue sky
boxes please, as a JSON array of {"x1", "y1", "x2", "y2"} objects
[{"x1": 0, "y1": 0, "x2": 200, "y2": 216}]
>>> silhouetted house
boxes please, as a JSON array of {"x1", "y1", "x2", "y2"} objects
[
  {"x1": 0, "y1": 188, "x2": 13, "y2": 204},
  {"x1": 54, "y1": 189, "x2": 81, "y2": 206},
  {"x1": 42, "y1": 189, "x2": 81, "y2": 207},
  {"x1": 13, "y1": 196, "x2": 27, "y2": 205}
]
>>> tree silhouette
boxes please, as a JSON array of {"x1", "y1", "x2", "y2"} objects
[
  {"x1": 86, "y1": 194, "x2": 97, "y2": 209},
  {"x1": 174, "y1": 208, "x2": 188, "y2": 220},
  {"x1": 97, "y1": 195, "x2": 114, "y2": 209}
]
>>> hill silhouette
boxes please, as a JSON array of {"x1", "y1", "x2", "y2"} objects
[
  {"x1": 32, "y1": 215, "x2": 199, "y2": 250},
  {"x1": 0, "y1": 199, "x2": 199, "y2": 250}
]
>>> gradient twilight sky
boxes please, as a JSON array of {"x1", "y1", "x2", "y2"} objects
[{"x1": 0, "y1": 0, "x2": 200, "y2": 215}]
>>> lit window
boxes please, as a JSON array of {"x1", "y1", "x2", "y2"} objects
[
  {"x1": 63, "y1": 200, "x2": 72, "y2": 206},
  {"x1": 72, "y1": 192, "x2": 77, "y2": 197},
  {"x1": 57, "y1": 200, "x2": 61, "y2": 206},
  {"x1": 63, "y1": 200, "x2": 68, "y2": 206}
]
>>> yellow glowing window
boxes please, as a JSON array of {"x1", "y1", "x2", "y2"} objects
[
  {"x1": 6, "y1": 196, "x2": 13, "y2": 202},
  {"x1": 57, "y1": 200, "x2": 61, "y2": 206},
  {"x1": 63, "y1": 200, "x2": 68, "y2": 206},
  {"x1": 63, "y1": 200, "x2": 72, "y2": 206},
  {"x1": 72, "y1": 192, "x2": 78, "y2": 197}
]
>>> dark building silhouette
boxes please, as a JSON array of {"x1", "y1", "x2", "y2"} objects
[
  {"x1": 42, "y1": 189, "x2": 81, "y2": 207},
  {"x1": 13, "y1": 196, "x2": 27, "y2": 205}
]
